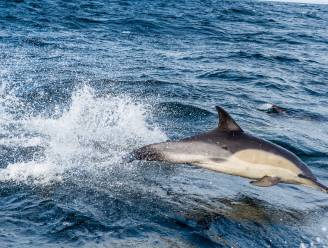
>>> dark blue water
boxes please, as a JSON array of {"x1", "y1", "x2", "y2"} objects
[{"x1": 0, "y1": 0, "x2": 328, "y2": 247}]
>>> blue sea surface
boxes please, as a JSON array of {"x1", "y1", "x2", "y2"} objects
[{"x1": 0, "y1": 0, "x2": 328, "y2": 247}]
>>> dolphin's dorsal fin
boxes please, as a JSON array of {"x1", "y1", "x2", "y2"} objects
[{"x1": 216, "y1": 106, "x2": 243, "y2": 132}]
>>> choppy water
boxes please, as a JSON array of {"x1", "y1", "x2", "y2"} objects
[{"x1": 0, "y1": 0, "x2": 328, "y2": 247}]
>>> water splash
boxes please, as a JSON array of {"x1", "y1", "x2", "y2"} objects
[{"x1": 0, "y1": 85, "x2": 167, "y2": 184}]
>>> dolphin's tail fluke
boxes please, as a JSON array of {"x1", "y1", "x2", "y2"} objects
[
  {"x1": 306, "y1": 179, "x2": 328, "y2": 193},
  {"x1": 298, "y1": 174, "x2": 328, "y2": 193},
  {"x1": 312, "y1": 180, "x2": 328, "y2": 193}
]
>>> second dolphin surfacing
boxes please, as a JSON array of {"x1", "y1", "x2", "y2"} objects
[{"x1": 133, "y1": 106, "x2": 328, "y2": 193}]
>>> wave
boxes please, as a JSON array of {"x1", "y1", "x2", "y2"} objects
[
  {"x1": 198, "y1": 68, "x2": 267, "y2": 81},
  {"x1": 153, "y1": 102, "x2": 213, "y2": 118},
  {"x1": 0, "y1": 85, "x2": 166, "y2": 184}
]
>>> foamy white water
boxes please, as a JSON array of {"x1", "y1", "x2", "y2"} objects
[{"x1": 0, "y1": 85, "x2": 167, "y2": 184}]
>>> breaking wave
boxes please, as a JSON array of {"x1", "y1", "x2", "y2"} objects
[{"x1": 0, "y1": 85, "x2": 167, "y2": 184}]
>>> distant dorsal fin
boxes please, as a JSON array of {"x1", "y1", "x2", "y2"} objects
[{"x1": 215, "y1": 106, "x2": 243, "y2": 132}]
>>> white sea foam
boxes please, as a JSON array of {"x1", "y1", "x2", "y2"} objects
[
  {"x1": 0, "y1": 85, "x2": 167, "y2": 184},
  {"x1": 299, "y1": 217, "x2": 328, "y2": 248}
]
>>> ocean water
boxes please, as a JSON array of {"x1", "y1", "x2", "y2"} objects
[{"x1": 0, "y1": 0, "x2": 328, "y2": 247}]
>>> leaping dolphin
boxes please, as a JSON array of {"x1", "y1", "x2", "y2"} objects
[{"x1": 133, "y1": 106, "x2": 328, "y2": 193}]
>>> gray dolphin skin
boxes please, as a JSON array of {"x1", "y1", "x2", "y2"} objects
[{"x1": 133, "y1": 106, "x2": 328, "y2": 193}]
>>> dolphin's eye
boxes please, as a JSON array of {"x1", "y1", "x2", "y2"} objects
[{"x1": 221, "y1": 145, "x2": 228, "y2": 150}]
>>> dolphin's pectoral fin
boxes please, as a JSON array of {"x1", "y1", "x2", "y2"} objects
[{"x1": 250, "y1": 176, "x2": 280, "y2": 187}]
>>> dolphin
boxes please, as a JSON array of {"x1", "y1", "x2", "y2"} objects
[{"x1": 132, "y1": 106, "x2": 328, "y2": 193}]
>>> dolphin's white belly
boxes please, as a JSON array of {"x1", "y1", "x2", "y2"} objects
[
  {"x1": 193, "y1": 149, "x2": 303, "y2": 182},
  {"x1": 160, "y1": 144, "x2": 303, "y2": 183},
  {"x1": 195, "y1": 159, "x2": 295, "y2": 181}
]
